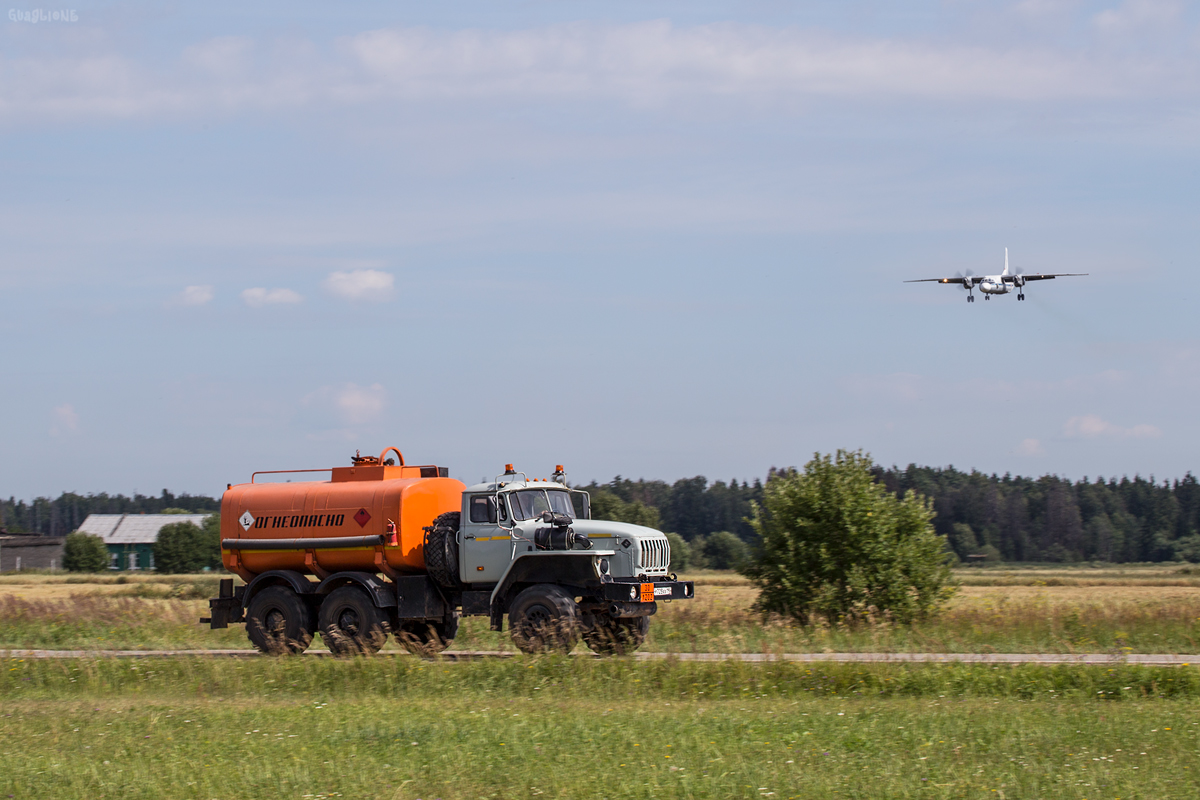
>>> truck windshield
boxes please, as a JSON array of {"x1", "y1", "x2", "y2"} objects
[{"x1": 508, "y1": 489, "x2": 576, "y2": 521}]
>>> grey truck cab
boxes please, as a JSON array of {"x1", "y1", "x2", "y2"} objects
[{"x1": 421, "y1": 464, "x2": 694, "y2": 655}]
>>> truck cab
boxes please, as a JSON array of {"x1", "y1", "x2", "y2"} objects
[{"x1": 458, "y1": 469, "x2": 670, "y2": 586}]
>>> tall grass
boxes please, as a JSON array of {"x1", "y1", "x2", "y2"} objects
[
  {"x1": 3, "y1": 571, "x2": 1200, "y2": 653},
  {"x1": 4, "y1": 654, "x2": 1200, "y2": 701}
]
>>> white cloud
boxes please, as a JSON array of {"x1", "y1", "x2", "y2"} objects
[
  {"x1": 1063, "y1": 414, "x2": 1161, "y2": 439},
  {"x1": 241, "y1": 287, "x2": 303, "y2": 307},
  {"x1": 1015, "y1": 438, "x2": 1045, "y2": 456},
  {"x1": 335, "y1": 383, "x2": 387, "y2": 425},
  {"x1": 181, "y1": 36, "x2": 254, "y2": 77},
  {"x1": 50, "y1": 403, "x2": 79, "y2": 436},
  {"x1": 1, "y1": 22, "x2": 1196, "y2": 125},
  {"x1": 176, "y1": 285, "x2": 214, "y2": 306},
  {"x1": 302, "y1": 382, "x2": 387, "y2": 425},
  {"x1": 323, "y1": 269, "x2": 395, "y2": 301},
  {"x1": 1094, "y1": 0, "x2": 1182, "y2": 33}
]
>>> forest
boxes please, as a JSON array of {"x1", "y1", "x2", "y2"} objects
[
  {"x1": 4, "y1": 465, "x2": 1200, "y2": 563},
  {"x1": 0, "y1": 490, "x2": 220, "y2": 537}
]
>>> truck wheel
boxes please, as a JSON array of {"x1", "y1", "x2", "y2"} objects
[
  {"x1": 396, "y1": 613, "x2": 460, "y2": 656},
  {"x1": 246, "y1": 586, "x2": 314, "y2": 656},
  {"x1": 423, "y1": 511, "x2": 463, "y2": 589},
  {"x1": 508, "y1": 584, "x2": 580, "y2": 655},
  {"x1": 318, "y1": 586, "x2": 388, "y2": 656},
  {"x1": 582, "y1": 616, "x2": 650, "y2": 656}
]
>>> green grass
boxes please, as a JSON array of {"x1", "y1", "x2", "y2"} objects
[{"x1": 3, "y1": 657, "x2": 1200, "y2": 799}]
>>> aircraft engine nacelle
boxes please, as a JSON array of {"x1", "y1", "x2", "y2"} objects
[
  {"x1": 962, "y1": 277, "x2": 974, "y2": 289},
  {"x1": 1013, "y1": 275, "x2": 1025, "y2": 287}
]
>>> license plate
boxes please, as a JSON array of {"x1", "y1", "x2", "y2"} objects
[
  {"x1": 640, "y1": 582, "x2": 654, "y2": 603},
  {"x1": 654, "y1": 586, "x2": 672, "y2": 596}
]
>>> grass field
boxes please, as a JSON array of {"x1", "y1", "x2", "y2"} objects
[
  {"x1": 3, "y1": 656, "x2": 1200, "y2": 799},
  {"x1": 2, "y1": 567, "x2": 1200, "y2": 654},
  {"x1": 4, "y1": 569, "x2": 1200, "y2": 798}
]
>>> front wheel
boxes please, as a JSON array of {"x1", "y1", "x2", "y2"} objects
[
  {"x1": 508, "y1": 584, "x2": 580, "y2": 655},
  {"x1": 582, "y1": 615, "x2": 649, "y2": 655},
  {"x1": 318, "y1": 586, "x2": 388, "y2": 656},
  {"x1": 246, "y1": 586, "x2": 314, "y2": 656},
  {"x1": 396, "y1": 613, "x2": 460, "y2": 656}
]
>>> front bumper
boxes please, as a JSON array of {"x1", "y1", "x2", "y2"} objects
[{"x1": 601, "y1": 579, "x2": 694, "y2": 604}]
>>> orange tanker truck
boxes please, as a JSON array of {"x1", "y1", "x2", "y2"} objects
[{"x1": 204, "y1": 447, "x2": 694, "y2": 655}]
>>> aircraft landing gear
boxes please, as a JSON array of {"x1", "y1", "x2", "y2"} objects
[
  {"x1": 967, "y1": 294, "x2": 974, "y2": 303},
  {"x1": 985, "y1": 295, "x2": 991, "y2": 301},
  {"x1": 1018, "y1": 292, "x2": 1025, "y2": 301}
]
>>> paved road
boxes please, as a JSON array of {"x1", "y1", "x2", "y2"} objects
[{"x1": 0, "y1": 649, "x2": 1194, "y2": 665}]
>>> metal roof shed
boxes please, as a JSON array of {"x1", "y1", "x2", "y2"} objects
[{"x1": 76, "y1": 513, "x2": 212, "y2": 571}]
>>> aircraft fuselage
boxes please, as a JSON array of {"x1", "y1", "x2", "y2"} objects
[{"x1": 978, "y1": 278, "x2": 1010, "y2": 295}]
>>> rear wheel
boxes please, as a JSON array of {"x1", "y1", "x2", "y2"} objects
[
  {"x1": 423, "y1": 511, "x2": 463, "y2": 589},
  {"x1": 396, "y1": 613, "x2": 460, "y2": 656},
  {"x1": 246, "y1": 586, "x2": 314, "y2": 656},
  {"x1": 508, "y1": 584, "x2": 580, "y2": 655},
  {"x1": 582, "y1": 615, "x2": 649, "y2": 656},
  {"x1": 318, "y1": 586, "x2": 388, "y2": 656}
]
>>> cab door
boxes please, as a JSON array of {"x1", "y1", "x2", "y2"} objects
[{"x1": 460, "y1": 493, "x2": 513, "y2": 584}]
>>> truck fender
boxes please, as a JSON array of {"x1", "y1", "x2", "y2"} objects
[
  {"x1": 315, "y1": 571, "x2": 398, "y2": 608},
  {"x1": 489, "y1": 551, "x2": 609, "y2": 609},
  {"x1": 245, "y1": 570, "x2": 316, "y2": 605}
]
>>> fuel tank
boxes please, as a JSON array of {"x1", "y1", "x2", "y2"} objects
[{"x1": 220, "y1": 448, "x2": 464, "y2": 580}]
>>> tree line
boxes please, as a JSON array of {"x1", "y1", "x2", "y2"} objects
[
  {"x1": 585, "y1": 465, "x2": 1200, "y2": 564},
  {"x1": 0, "y1": 490, "x2": 220, "y2": 536},
  {"x1": 874, "y1": 465, "x2": 1200, "y2": 563},
  {"x1": 9, "y1": 463, "x2": 1200, "y2": 564}
]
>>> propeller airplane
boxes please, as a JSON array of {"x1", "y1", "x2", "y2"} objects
[{"x1": 905, "y1": 249, "x2": 1086, "y2": 303}]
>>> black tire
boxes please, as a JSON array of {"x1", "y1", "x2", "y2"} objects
[
  {"x1": 423, "y1": 511, "x2": 463, "y2": 589},
  {"x1": 395, "y1": 612, "x2": 460, "y2": 656},
  {"x1": 508, "y1": 584, "x2": 580, "y2": 655},
  {"x1": 246, "y1": 585, "x2": 314, "y2": 656},
  {"x1": 582, "y1": 615, "x2": 650, "y2": 656},
  {"x1": 318, "y1": 585, "x2": 388, "y2": 656}
]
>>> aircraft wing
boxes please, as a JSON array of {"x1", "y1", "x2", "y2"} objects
[
  {"x1": 1008, "y1": 273, "x2": 1088, "y2": 282},
  {"x1": 903, "y1": 277, "x2": 970, "y2": 284}
]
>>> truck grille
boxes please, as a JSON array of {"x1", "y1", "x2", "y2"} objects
[{"x1": 639, "y1": 538, "x2": 670, "y2": 573}]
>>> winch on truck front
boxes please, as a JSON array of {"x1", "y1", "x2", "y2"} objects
[{"x1": 203, "y1": 448, "x2": 694, "y2": 656}]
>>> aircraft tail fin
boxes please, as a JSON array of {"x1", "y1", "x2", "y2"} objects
[{"x1": 1003, "y1": 247, "x2": 1010, "y2": 276}]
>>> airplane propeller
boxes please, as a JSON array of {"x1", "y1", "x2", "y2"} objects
[{"x1": 955, "y1": 270, "x2": 976, "y2": 302}]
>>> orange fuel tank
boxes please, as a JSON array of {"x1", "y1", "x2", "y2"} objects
[{"x1": 220, "y1": 447, "x2": 464, "y2": 581}]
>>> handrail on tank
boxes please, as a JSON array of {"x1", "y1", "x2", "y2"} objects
[
  {"x1": 379, "y1": 446, "x2": 405, "y2": 466},
  {"x1": 250, "y1": 468, "x2": 334, "y2": 484}
]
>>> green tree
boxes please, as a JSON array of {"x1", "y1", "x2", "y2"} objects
[
  {"x1": 154, "y1": 516, "x2": 221, "y2": 573},
  {"x1": 699, "y1": 530, "x2": 749, "y2": 571},
  {"x1": 745, "y1": 450, "x2": 956, "y2": 626},
  {"x1": 664, "y1": 532, "x2": 691, "y2": 571},
  {"x1": 590, "y1": 490, "x2": 662, "y2": 530},
  {"x1": 62, "y1": 531, "x2": 109, "y2": 572},
  {"x1": 201, "y1": 513, "x2": 222, "y2": 570}
]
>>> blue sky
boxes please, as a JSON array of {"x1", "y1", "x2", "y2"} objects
[{"x1": 2, "y1": 0, "x2": 1198, "y2": 499}]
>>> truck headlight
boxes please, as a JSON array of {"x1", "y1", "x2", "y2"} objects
[{"x1": 629, "y1": 586, "x2": 637, "y2": 601}]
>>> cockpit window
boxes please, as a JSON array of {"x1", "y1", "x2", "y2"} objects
[
  {"x1": 547, "y1": 491, "x2": 574, "y2": 517},
  {"x1": 508, "y1": 489, "x2": 580, "y2": 521},
  {"x1": 509, "y1": 491, "x2": 550, "y2": 521}
]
